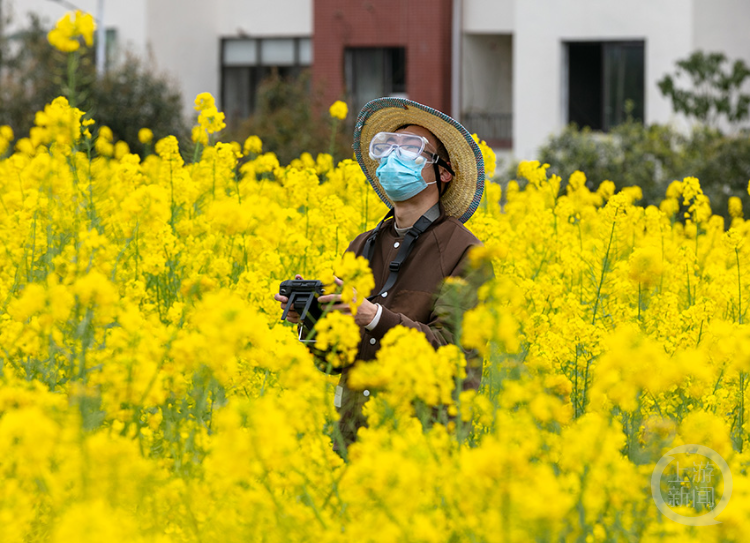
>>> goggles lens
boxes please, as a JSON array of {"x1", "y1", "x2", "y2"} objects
[{"x1": 369, "y1": 132, "x2": 437, "y2": 162}]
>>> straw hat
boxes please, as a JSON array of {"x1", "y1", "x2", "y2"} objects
[{"x1": 353, "y1": 97, "x2": 485, "y2": 223}]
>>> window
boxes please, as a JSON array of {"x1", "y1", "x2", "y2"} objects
[
  {"x1": 221, "y1": 37, "x2": 312, "y2": 124},
  {"x1": 344, "y1": 47, "x2": 406, "y2": 114},
  {"x1": 105, "y1": 29, "x2": 118, "y2": 70},
  {"x1": 93, "y1": 28, "x2": 118, "y2": 72},
  {"x1": 566, "y1": 41, "x2": 645, "y2": 131}
]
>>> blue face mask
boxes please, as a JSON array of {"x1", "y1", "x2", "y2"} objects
[{"x1": 375, "y1": 153, "x2": 436, "y2": 202}]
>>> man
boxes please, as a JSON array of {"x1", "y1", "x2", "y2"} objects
[{"x1": 276, "y1": 97, "x2": 490, "y2": 452}]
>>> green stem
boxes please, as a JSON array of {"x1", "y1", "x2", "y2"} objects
[
  {"x1": 573, "y1": 346, "x2": 580, "y2": 417},
  {"x1": 87, "y1": 140, "x2": 95, "y2": 226},
  {"x1": 303, "y1": 194, "x2": 310, "y2": 275},
  {"x1": 192, "y1": 141, "x2": 202, "y2": 164},
  {"x1": 736, "y1": 247, "x2": 743, "y2": 324},
  {"x1": 134, "y1": 222, "x2": 140, "y2": 280},
  {"x1": 581, "y1": 356, "x2": 591, "y2": 415},
  {"x1": 649, "y1": 392, "x2": 664, "y2": 419},
  {"x1": 577, "y1": 221, "x2": 584, "y2": 305},
  {"x1": 211, "y1": 154, "x2": 216, "y2": 198},
  {"x1": 637, "y1": 282, "x2": 642, "y2": 322},
  {"x1": 28, "y1": 211, "x2": 37, "y2": 282},
  {"x1": 328, "y1": 119, "x2": 339, "y2": 159},
  {"x1": 66, "y1": 50, "x2": 79, "y2": 107},
  {"x1": 235, "y1": 167, "x2": 242, "y2": 204},
  {"x1": 169, "y1": 161, "x2": 176, "y2": 233},
  {"x1": 592, "y1": 216, "x2": 617, "y2": 325},
  {"x1": 739, "y1": 372, "x2": 746, "y2": 453},
  {"x1": 660, "y1": 229, "x2": 665, "y2": 293}
]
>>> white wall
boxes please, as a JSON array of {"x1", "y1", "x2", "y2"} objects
[
  {"x1": 145, "y1": 0, "x2": 218, "y2": 117},
  {"x1": 514, "y1": 0, "x2": 692, "y2": 159},
  {"x1": 693, "y1": 0, "x2": 750, "y2": 57},
  {"x1": 464, "y1": 0, "x2": 514, "y2": 34},
  {"x1": 145, "y1": 0, "x2": 312, "y2": 120},
  {"x1": 4, "y1": 0, "x2": 147, "y2": 57},
  {"x1": 692, "y1": 0, "x2": 750, "y2": 132},
  {"x1": 216, "y1": 0, "x2": 311, "y2": 37},
  {"x1": 3, "y1": 0, "x2": 313, "y2": 121}
]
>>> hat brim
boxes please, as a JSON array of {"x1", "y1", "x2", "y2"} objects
[{"x1": 353, "y1": 98, "x2": 485, "y2": 223}]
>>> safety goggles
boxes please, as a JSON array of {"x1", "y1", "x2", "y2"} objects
[{"x1": 368, "y1": 132, "x2": 441, "y2": 163}]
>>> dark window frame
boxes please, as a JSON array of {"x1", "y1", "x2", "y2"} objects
[
  {"x1": 220, "y1": 37, "x2": 311, "y2": 124},
  {"x1": 566, "y1": 40, "x2": 645, "y2": 131},
  {"x1": 344, "y1": 46, "x2": 407, "y2": 115}
]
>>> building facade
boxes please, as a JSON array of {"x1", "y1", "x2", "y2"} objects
[
  {"x1": 312, "y1": 0, "x2": 453, "y2": 119},
  {"x1": 4, "y1": 0, "x2": 750, "y2": 160}
]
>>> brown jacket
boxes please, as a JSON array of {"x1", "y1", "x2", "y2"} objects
[{"x1": 334, "y1": 205, "x2": 490, "y2": 450}]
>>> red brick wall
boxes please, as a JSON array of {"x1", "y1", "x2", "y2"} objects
[{"x1": 313, "y1": 0, "x2": 453, "y2": 115}]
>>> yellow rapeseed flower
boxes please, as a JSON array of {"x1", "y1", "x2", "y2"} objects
[
  {"x1": 567, "y1": 170, "x2": 586, "y2": 192},
  {"x1": 76, "y1": 12, "x2": 96, "y2": 46},
  {"x1": 517, "y1": 160, "x2": 549, "y2": 188},
  {"x1": 138, "y1": 128, "x2": 153, "y2": 144},
  {"x1": 243, "y1": 135, "x2": 263, "y2": 155},
  {"x1": 313, "y1": 311, "x2": 360, "y2": 368},
  {"x1": 197, "y1": 106, "x2": 226, "y2": 134},
  {"x1": 194, "y1": 92, "x2": 216, "y2": 112},
  {"x1": 329, "y1": 100, "x2": 348, "y2": 120},
  {"x1": 729, "y1": 196, "x2": 743, "y2": 218},
  {"x1": 4, "y1": 87, "x2": 750, "y2": 542},
  {"x1": 334, "y1": 252, "x2": 374, "y2": 315},
  {"x1": 0, "y1": 125, "x2": 12, "y2": 155},
  {"x1": 47, "y1": 10, "x2": 96, "y2": 52},
  {"x1": 472, "y1": 134, "x2": 497, "y2": 179},
  {"x1": 628, "y1": 245, "x2": 664, "y2": 287},
  {"x1": 114, "y1": 140, "x2": 130, "y2": 160},
  {"x1": 191, "y1": 125, "x2": 209, "y2": 145},
  {"x1": 33, "y1": 96, "x2": 85, "y2": 147},
  {"x1": 722, "y1": 227, "x2": 745, "y2": 251},
  {"x1": 155, "y1": 135, "x2": 182, "y2": 163},
  {"x1": 0, "y1": 125, "x2": 13, "y2": 141},
  {"x1": 95, "y1": 125, "x2": 114, "y2": 157}
]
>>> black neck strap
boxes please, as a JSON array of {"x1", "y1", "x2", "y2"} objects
[
  {"x1": 363, "y1": 208, "x2": 394, "y2": 262},
  {"x1": 364, "y1": 209, "x2": 435, "y2": 301}
]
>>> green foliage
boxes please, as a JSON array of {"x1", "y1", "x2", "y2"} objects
[
  {"x1": 537, "y1": 119, "x2": 750, "y2": 226},
  {"x1": 224, "y1": 71, "x2": 352, "y2": 165},
  {"x1": 0, "y1": 13, "x2": 187, "y2": 155},
  {"x1": 533, "y1": 51, "x2": 750, "y2": 226},
  {"x1": 682, "y1": 128, "x2": 750, "y2": 219},
  {"x1": 658, "y1": 50, "x2": 750, "y2": 128},
  {"x1": 89, "y1": 55, "x2": 188, "y2": 155},
  {"x1": 0, "y1": 14, "x2": 67, "y2": 134}
]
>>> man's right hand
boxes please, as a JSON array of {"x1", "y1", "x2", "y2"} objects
[{"x1": 274, "y1": 274, "x2": 303, "y2": 323}]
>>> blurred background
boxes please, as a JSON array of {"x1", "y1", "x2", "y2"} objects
[{"x1": 2, "y1": 0, "x2": 750, "y2": 221}]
